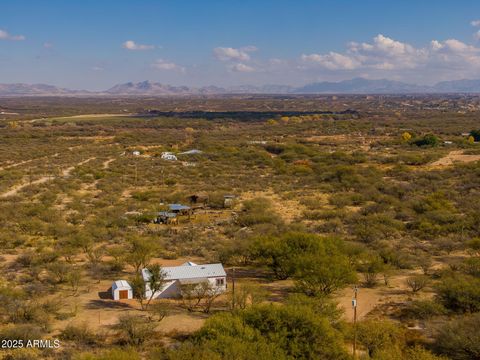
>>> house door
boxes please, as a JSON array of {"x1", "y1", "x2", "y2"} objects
[{"x1": 119, "y1": 290, "x2": 129, "y2": 299}]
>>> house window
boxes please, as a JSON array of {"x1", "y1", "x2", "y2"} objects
[{"x1": 216, "y1": 278, "x2": 225, "y2": 286}]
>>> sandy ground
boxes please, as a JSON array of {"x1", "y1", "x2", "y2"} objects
[
  {"x1": 430, "y1": 150, "x2": 480, "y2": 166},
  {"x1": 337, "y1": 270, "x2": 426, "y2": 321},
  {"x1": 239, "y1": 190, "x2": 308, "y2": 223},
  {"x1": 50, "y1": 257, "x2": 211, "y2": 336},
  {"x1": 102, "y1": 158, "x2": 116, "y2": 169},
  {"x1": 259, "y1": 270, "x2": 419, "y2": 322}
]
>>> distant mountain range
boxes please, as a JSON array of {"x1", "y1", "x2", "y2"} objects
[
  {"x1": 4, "y1": 78, "x2": 480, "y2": 96},
  {"x1": 0, "y1": 83, "x2": 92, "y2": 96}
]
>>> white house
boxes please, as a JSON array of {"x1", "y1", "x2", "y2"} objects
[
  {"x1": 142, "y1": 262, "x2": 227, "y2": 299},
  {"x1": 161, "y1": 152, "x2": 178, "y2": 161},
  {"x1": 132, "y1": 150, "x2": 141, "y2": 156},
  {"x1": 112, "y1": 280, "x2": 133, "y2": 300}
]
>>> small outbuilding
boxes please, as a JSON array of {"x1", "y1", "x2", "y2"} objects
[
  {"x1": 188, "y1": 192, "x2": 209, "y2": 207},
  {"x1": 223, "y1": 194, "x2": 236, "y2": 208},
  {"x1": 112, "y1": 280, "x2": 133, "y2": 300},
  {"x1": 169, "y1": 203, "x2": 191, "y2": 215},
  {"x1": 161, "y1": 152, "x2": 178, "y2": 161},
  {"x1": 154, "y1": 211, "x2": 178, "y2": 224},
  {"x1": 179, "y1": 149, "x2": 203, "y2": 155}
]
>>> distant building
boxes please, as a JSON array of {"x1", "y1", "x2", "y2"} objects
[
  {"x1": 179, "y1": 149, "x2": 203, "y2": 155},
  {"x1": 161, "y1": 152, "x2": 177, "y2": 161},
  {"x1": 132, "y1": 150, "x2": 141, "y2": 156},
  {"x1": 154, "y1": 211, "x2": 178, "y2": 224},
  {"x1": 169, "y1": 203, "x2": 191, "y2": 215},
  {"x1": 223, "y1": 194, "x2": 236, "y2": 208},
  {"x1": 188, "y1": 192, "x2": 209, "y2": 207},
  {"x1": 112, "y1": 280, "x2": 133, "y2": 300},
  {"x1": 142, "y1": 262, "x2": 227, "y2": 299}
]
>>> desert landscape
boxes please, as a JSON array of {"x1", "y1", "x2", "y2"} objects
[{"x1": 0, "y1": 94, "x2": 479, "y2": 359}]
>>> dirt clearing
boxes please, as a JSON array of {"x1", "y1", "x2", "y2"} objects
[{"x1": 431, "y1": 150, "x2": 480, "y2": 166}]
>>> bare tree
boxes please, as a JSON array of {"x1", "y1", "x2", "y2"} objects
[
  {"x1": 406, "y1": 275, "x2": 429, "y2": 294},
  {"x1": 200, "y1": 282, "x2": 223, "y2": 314}
]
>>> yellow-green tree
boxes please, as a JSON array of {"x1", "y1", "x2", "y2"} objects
[{"x1": 402, "y1": 132, "x2": 412, "y2": 142}]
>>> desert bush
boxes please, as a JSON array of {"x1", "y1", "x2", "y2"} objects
[
  {"x1": 236, "y1": 197, "x2": 282, "y2": 227},
  {"x1": 0, "y1": 324, "x2": 43, "y2": 342},
  {"x1": 461, "y1": 257, "x2": 480, "y2": 277},
  {"x1": 60, "y1": 323, "x2": 96, "y2": 345},
  {"x1": 115, "y1": 314, "x2": 151, "y2": 345},
  {"x1": 413, "y1": 134, "x2": 439, "y2": 147},
  {"x1": 435, "y1": 274, "x2": 480, "y2": 312},
  {"x1": 355, "y1": 320, "x2": 405, "y2": 358},
  {"x1": 400, "y1": 300, "x2": 448, "y2": 320},
  {"x1": 406, "y1": 275, "x2": 430, "y2": 293},
  {"x1": 188, "y1": 304, "x2": 349, "y2": 360},
  {"x1": 73, "y1": 348, "x2": 141, "y2": 360},
  {"x1": 358, "y1": 252, "x2": 385, "y2": 288},
  {"x1": 433, "y1": 313, "x2": 480, "y2": 360},
  {"x1": 229, "y1": 282, "x2": 268, "y2": 310}
]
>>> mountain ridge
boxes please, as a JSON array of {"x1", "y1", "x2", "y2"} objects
[{"x1": 2, "y1": 78, "x2": 480, "y2": 96}]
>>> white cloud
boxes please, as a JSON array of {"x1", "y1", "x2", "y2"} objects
[
  {"x1": 43, "y1": 42, "x2": 53, "y2": 49},
  {"x1": 213, "y1": 46, "x2": 257, "y2": 61},
  {"x1": 229, "y1": 63, "x2": 255, "y2": 72},
  {"x1": 297, "y1": 34, "x2": 480, "y2": 82},
  {"x1": 472, "y1": 20, "x2": 480, "y2": 27},
  {"x1": 430, "y1": 40, "x2": 443, "y2": 51},
  {"x1": 0, "y1": 29, "x2": 25, "y2": 41},
  {"x1": 91, "y1": 66, "x2": 104, "y2": 71},
  {"x1": 347, "y1": 34, "x2": 427, "y2": 69},
  {"x1": 122, "y1": 40, "x2": 154, "y2": 51},
  {"x1": 301, "y1": 52, "x2": 360, "y2": 70},
  {"x1": 151, "y1": 58, "x2": 185, "y2": 73}
]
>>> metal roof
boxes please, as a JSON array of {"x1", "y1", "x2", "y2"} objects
[
  {"x1": 179, "y1": 149, "x2": 203, "y2": 155},
  {"x1": 157, "y1": 211, "x2": 177, "y2": 218},
  {"x1": 182, "y1": 261, "x2": 197, "y2": 266},
  {"x1": 169, "y1": 204, "x2": 191, "y2": 211},
  {"x1": 142, "y1": 263, "x2": 226, "y2": 282},
  {"x1": 112, "y1": 280, "x2": 131, "y2": 290}
]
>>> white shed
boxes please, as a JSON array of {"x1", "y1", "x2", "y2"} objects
[{"x1": 112, "y1": 280, "x2": 133, "y2": 300}]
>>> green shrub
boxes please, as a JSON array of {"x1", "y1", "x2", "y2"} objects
[
  {"x1": 400, "y1": 300, "x2": 448, "y2": 320},
  {"x1": 435, "y1": 274, "x2": 480, "y2": 313},
  {"x1": 434, "y1": 313, "x2": 480, "y2": 360},
  {"x1": 413, "y1": 134, "x2": 439, "y2": 147},
  {"x1": 60, "y1": 323, "x2": 96, "y2": 345}
]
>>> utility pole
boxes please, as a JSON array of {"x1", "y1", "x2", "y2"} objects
[
  {"x1": 134, "y1": 163, "x2": 138, "y2": 185},
  {"x1": 352, "y1": 285, "x2": 359, "y2": 359},
  {"x1": 231, "y1": 267, "x2": 236, "y2": 310}
]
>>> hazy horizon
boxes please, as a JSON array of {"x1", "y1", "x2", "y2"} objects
[{"x1": 3, "y1": 1, "x2": 480, "y2": 90}]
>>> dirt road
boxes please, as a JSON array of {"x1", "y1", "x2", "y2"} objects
[{"x1": 0, "y1": 157, "x2": 95, "y2": 198}]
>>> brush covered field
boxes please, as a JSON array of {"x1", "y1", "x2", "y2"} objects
[{"x1": 1, "y1": 95, "x2": 480, "y2": 359}]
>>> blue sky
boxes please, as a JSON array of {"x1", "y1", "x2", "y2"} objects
[{"x1": 2, "y1": 0, "x2": 480, "y2": 89}]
